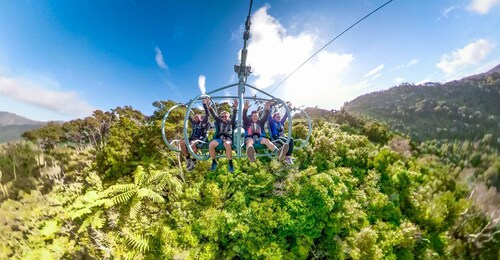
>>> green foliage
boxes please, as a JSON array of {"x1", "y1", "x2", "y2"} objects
[
  {"x1": 344, "y1": 76, "x2": 500, "y2": 150},
  {"x1": 2, "y1": 99, "x2": 499, "y2": 259}
]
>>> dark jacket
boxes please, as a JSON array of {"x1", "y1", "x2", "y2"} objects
[
  {"x1": 208, "y1": 106, "x2": 237, "y2": 139},
  {"x1": 243, "y1": 108, "x2": 270, "y2": 138},
  {"x1": 188, "y1": 104, "x2": 209, "y2": 140}
]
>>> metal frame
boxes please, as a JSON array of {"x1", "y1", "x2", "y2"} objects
[{"x1": 160, "y1": 0, "x2": 312, "y2": 161}]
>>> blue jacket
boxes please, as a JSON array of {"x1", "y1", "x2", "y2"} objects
[{"x1": 268, "y1": 106, "x2": 288, "y2": 140}]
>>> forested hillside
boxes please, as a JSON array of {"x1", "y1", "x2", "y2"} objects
[
  {"x1": 0, "y1": 102, "x2": 499, "y2": 259},
  {"x1": 343, "y1": 67, "x2": 500, "y2": 150},
  {"x1": 0, "y1": 112, "x2": 44, "y2": 143}
]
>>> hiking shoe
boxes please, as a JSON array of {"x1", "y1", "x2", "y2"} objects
[
  {"x1": 187, "y1": 159, "x2": 196, "y2": 171},
  {"x1": 246, "y1": 146, "x2": 256, "y2": 162},
  {"x1": 285, "y1": 157, "x2": 294, "y2": 165},
  {"x1": 277, "y1": 143, "x2": 289, "y2": 161},
  {"x1": 210, "y1": 160, "x2": 218, "y2": 171},
  {"x1": 228, "y1": 161, "x2": 234, "y2": 173}
]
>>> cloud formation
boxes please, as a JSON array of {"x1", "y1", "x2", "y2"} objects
[
  {"x1": 437, "y1": 5, "x2": 457, "y2": 21},
  {"x1": 437, "y1": 39, "x2": 495, "y2": 75},
  {"x1": 244, "y1": 5, "x2": 354, "y2": 109},
  {"x1": 155, "y1": 46, "x2": 168, "y2": 70},
  {"x1": 468, "y1": 0, "x2": 500, "y2": 14},
  {"x1": 0, "y1": 76, "x2": 94, "y2": 117},
  {"x1": 394, "y1": 77, "x2": 405, "y2": 84},
  {"x1": 407, "y1": 58, "x2": 419, "y2": 67},
  {"x1": 365, "y1": 64, "x2": 384, "y2": 78},
  {"x1": 198, "y1": 75, "x2": 206, "y2": 94}
]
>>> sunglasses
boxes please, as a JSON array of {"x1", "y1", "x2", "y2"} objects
[{"x1": 221, "y1": 115, "x2": 228, "y2": 118}]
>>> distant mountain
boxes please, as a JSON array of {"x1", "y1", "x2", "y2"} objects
[
  {"x1": 465, "y1": 64, "x2": 500, "y2": 80},
  {"x1": 0, "y1": 112, "x2": 44, "y2": 143},
  {"x1": 343, "y1": 64, "x2": 500, "y2": 149},
  {"x1": 0, "y1": 111, "x2": 43, "y2": 126}
]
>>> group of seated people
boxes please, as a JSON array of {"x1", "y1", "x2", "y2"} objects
[{"x1": 179, "y1": 98, "x2": 294, "y2": 173}]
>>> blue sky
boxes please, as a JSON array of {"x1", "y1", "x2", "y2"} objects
[{"x1": 0, "y1": 0, "x2": 499, "y2": 121}]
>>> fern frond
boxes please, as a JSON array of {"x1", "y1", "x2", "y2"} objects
[
  {"x1": 71, "y1": 207, "x2": 93, "y2": 220},
  {"x1": 78, "y1": 216, "x2": 92, "y2": 233},
  {"x1": 146, "y1": 169, "x2": 167, "y2": 184},
  {"x1": 102, "y1": 184, "x2": 135, "y2": 197},
  {"x1": 137, "y1": 188, "x2": 164, "y2": 204},
  {"x1": 124, "y1": 251, "x2": 140, "y2": 260},
  {"x1": 124, "y1": 232, "x2": 150, "y2": 253},
  {"x1": 167, "y1": 176, "x2": 183, "y2": 195},
  {"x1": 111, "y1": 190, "x2": 136, "y2": 206},
  {"x1": 89, "y1": 198, "x2": 109, "y2": 208},
  {"x1": 133, "y1": 166, "x2": 146, "y2": 187},
  {"x1": 129, "y1": 198, "x2": 142, "y2": 219},
  {"x1": 91, "y1": 210, "x2": 105, "y2": 229}
]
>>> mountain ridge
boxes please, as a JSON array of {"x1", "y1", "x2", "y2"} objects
[
  {"x1": 0, "y1": 111, "x2": 44, "y2": 127},
  {"x1": 343, "y1": 64, "x2": 500, "y2": 149},
  {"x1": 0, "y1": 111, "x2": 45, "y2": 143}
]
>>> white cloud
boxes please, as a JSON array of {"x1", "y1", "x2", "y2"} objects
[
  {"x1": 244, "y1": 5, "x2": 354, "y2": 109},
  {"x1": 353, "y1": 80, "x2": 370, "y2": 90},
  {"x1": 198, "y1": 75, "x2": 206, "y2": 94},
  {"x1": 390, "y1": 58, "x2": 418, "y2": 72},
  {"x1": 0, "y1": 76, "x2": 94, "y2": 117},
  {"x1": 364, "y1": 64, "x2": 384, "y2": 78},
  {"x1": 394, "y1": 77, "x2": 405, "y2": 84},
  {"x1": 437, "y1": 5, "x2": 457, "y2": 21},
  {"x1": 437, "y1": 39, "x2": 495, "y2": 75},
  {"x1": 154, "y1": 46, "x2": 168, "y2": 70},
  {"x1": 468, "y1": 0, "x2": 500, "y2": 14},
  {"x1": 407, "y1": 58, "x2": 419, "y2": 67}
]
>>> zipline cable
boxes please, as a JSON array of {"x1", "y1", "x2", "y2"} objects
[{"x1": 269, "y1": 0, "x2": 395, "y2": 94}]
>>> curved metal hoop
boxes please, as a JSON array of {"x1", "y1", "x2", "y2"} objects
[
  {"x1": 289, "y1": 107, "x2": 312, "y2": 150},
  {"x1": 161, "y1": 103, "x2": 186, "y2": 152},
  {"x1": 162, "y1": 82, "x2": 312, "y2": 161}
]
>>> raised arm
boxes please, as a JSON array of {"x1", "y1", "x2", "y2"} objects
[
  {"x1": 260, "y1": 101, "x2": 271, "y2": 125},
  {"x1": 231, "y1": 99, "x2": 238, "y2": 125},
  {"x1": 268, "y1": 103, "x2": 274, "y2": 122},
  {"x1": 206, "y1": 99, "x2": 220, "y2": 122},
  {"x1": 243, "y1": 100, "x2": 250, "y2": 125},
  {"x1": 202, "y1": 98, "x2": 209, "y2": 123},
  {"x1": 281, "y1": 102, "x2": 291, "y2": 124}
]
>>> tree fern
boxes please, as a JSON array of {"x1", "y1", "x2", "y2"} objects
[
  {"x1": 133, "y1": 165, "x2": 147, "y2": 187},
  {"x1": 102, "y1": 183, "x2": 135, "y2": 197},
  {"x1": 71, "y1": 207, "x2": 93, "y2": 220},
  {"x1": 137, "y1": 188, "x2": 164, "y2": 203},
  {"x1": 91, "y1": 210, "x2": 105, "y2": 229},
  {"x1": 129, "y1": 198, "x2": 142, "y2": 219},
  {"x1": 110, "y1": 190, "x2": 136, "y2": 206},
  {"x1": 123, "y1": 231, "x2": 151, "y2": 253},
  {"x1": 78, "y1": 216, "x2": 93, "y2": 233}
]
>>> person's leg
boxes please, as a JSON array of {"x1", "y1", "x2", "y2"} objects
[
  {"x1": 246, "y1": 137, "x2": 256, "y2": 162},
  {"x1": 276, "y1": 138, "x2": 288, "y2": 161},
  {"x1": 260, "y1": 138, "x2": 277, "y2": 151},
  {"x1": 223, "y1": 139, "x2": 233, "y2": 160},
  {"x1": 286, "y1": 138, "x2": 294, "y2": 156},
  {"x1": 190, "y1": 140, "x2": 198, "y2": 154},
  {"x1": 209, "y1": 139, "x2": 219, "y2": 159},
  {"x1": 209, "y1": 139, "x2": 220, "y2": 171},
  {"x1": 180, "y1": 139, "x2": 188, "y2": 157},
  {"x1": 186, "y1": 140, "x2": 198, "y2": 171}
]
